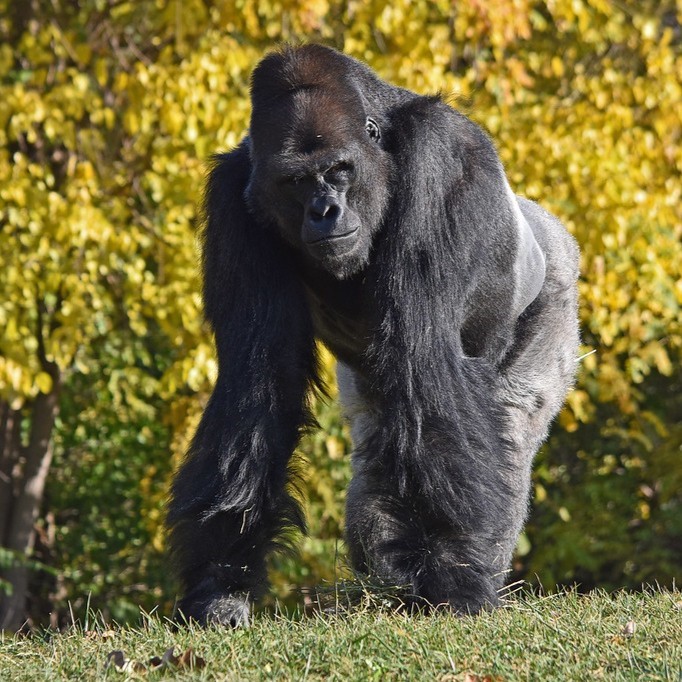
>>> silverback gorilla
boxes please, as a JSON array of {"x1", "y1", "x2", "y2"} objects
[{"x1": 167, "y1": 44, "x2": 580, "y2": 626}]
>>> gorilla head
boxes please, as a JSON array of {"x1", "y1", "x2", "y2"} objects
[{"x1": 245, "y1": 46, "x2": 393, "y2": 279}]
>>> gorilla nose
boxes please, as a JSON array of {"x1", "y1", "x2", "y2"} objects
[
  {"x1": 304, "y1": 198, "x2": 346, "y2": 242},
  {"x1": 309, "y1": 198, "x2": 341, "y2": 225}
]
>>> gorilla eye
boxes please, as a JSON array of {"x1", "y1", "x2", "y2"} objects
[
  {"x1": 281, "y1": 175, "x2": 304, "y2": 187},
  {"x1": 325, "y1": 161, "x2": 354, "y2": 183},
  {"x1": 366, "y1": 117, "x2": 381, "y2": 143}
]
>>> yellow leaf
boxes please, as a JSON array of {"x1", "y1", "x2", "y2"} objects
[{"x1": 35, "y1": 371, "x2": 54, "y2": 394}]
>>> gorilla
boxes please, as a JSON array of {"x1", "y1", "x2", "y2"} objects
[{"x1": 167, "y1": 44, "x2": 580, "y2": 626}]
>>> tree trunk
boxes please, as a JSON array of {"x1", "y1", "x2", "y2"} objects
[
  {"x1": 9, "y1": 0, "x2": 35, "y2": 42},
  {"x1": 0, "y1": 373, "x2": 60, "y2": 631},
  {"x1": 0, "y1": 402, "x2": 21, "y2": 543}
]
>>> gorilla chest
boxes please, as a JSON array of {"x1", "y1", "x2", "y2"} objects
[{"x1": 301, "y1": 277, "x2": 372, "y2": 364}]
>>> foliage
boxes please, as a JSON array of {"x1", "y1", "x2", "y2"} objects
[
  {"x1": 44, "y1": 336, "x2": 176, "y2": 623},
  {"x1": 525, "y1": 373, "x2": 682, "y2": 590},
  {"x1": 0, "y1": 589, "x2": 681, "y2": 681},
  {"x1": 0, "y1": 0, "x2": 679, "y2": 625}
]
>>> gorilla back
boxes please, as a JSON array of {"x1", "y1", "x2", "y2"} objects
[{"x1": 167, "y1": 44, "x2": 580, "y2": 626}]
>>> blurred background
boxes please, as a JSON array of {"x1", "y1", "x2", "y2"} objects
[{"x1": 0, "y1": 0, "x2": 680, "y2": 632}]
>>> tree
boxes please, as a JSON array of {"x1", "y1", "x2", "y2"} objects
[{"x1": 0, "y1": 0, "x2": 207, "y2": 628}]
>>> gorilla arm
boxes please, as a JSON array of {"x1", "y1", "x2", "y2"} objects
[
  {"x1": 166, "y1": 143, "x2": 318, "y2": 625},
  {"x1": 345, "y1": 95, "x2": 550, "y2": 610}
]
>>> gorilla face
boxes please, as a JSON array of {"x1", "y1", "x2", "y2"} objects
[
  {"x1": 274, "y1": 152, "x2": 365, "y2": 262},
  {"x1": 246, "y1": 77, "x2": 392, "y2": 279}
]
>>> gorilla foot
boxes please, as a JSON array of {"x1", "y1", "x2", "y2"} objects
[
  {"x1": 176, "y1": 592, "x2": 251, "y2": 628},
  {"x1": 413, "y1": 578, "x2": 501, "y2": 616},
  {"x1": 402, "y1": 591, "x2": 498, "y2": 616}
]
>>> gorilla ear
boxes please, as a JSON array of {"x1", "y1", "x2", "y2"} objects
[
  {"x1": 366, "y1": 117, "x2": 381, "y2": 142},
  {"x1": 509, "y1": 188, "x2": 546, "y2": 317}
]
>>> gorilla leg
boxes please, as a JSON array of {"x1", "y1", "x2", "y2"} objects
[
  {"x1": 345, "y1": 447, "x2": 517, "y2": 612},
  {"x1": 338, "y1": 362, "x2": 525, "y2": 613}
]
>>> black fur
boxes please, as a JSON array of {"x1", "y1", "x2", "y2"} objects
[{"x1": 167, "y1": 45, "x2": 580, "y2": 625}]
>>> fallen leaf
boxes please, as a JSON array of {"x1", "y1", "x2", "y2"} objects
[
  {"x1": 148, "y1": 655, "x2": 164, "y2": 670},
  {"x1": 105, "y1": 650, "x2": 126, "y2": 670},
  {"x1": 105, "y1": 650, "x2": 146, "y2": 673},
  {"x1": 622, "y1": 621, "x2": 636, "y2": 637},
  {"x1": 146, "y1": 647, "x2": 206, "y2": 671},
  {"x1": 177, "y1": 647, "x2": 206, "y2": 669},
  {"x1": 161, "y1": 647, "x2": 179, "y2": 667}
]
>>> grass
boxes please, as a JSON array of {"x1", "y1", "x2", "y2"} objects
[{"x1": 0, "y1": 587, "x2": 680, "y2": 681}]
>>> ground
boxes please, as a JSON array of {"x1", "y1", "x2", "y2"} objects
[{"x1": 0, "y1": 588, "x2": 679, "y2": 681}]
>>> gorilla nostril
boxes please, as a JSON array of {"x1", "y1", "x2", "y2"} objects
[{"x1": 309, "y1": 202, "x2": 340, "y2": 224}]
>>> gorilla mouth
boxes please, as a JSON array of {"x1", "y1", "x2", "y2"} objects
[{"x1": 303, "y1": 226, "x2": 359, "y2": 246}]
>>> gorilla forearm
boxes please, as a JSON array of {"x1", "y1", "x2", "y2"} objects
[
  {"x1": 167, "y1": 360, "x2": 314, "y2": 625},
  {"x1": 338, "y1": 352, "x2": 520, "y2": 612}
]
